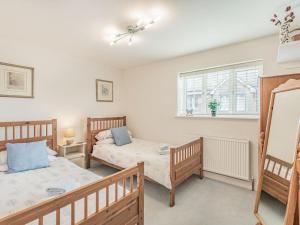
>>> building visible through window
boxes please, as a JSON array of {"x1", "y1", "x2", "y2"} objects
[{"x1": 177, "y1": 61, "x2": 262, "y2": 116}]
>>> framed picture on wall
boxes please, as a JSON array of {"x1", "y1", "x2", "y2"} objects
[
  {"x1": 0, "y1": 62, "x2": 34, "y2": 98},
  {"x1": 96, "y1": 79, "x2": 113, "y2": 102}
]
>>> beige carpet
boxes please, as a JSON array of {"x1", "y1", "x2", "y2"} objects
[{"x1": 89, "y1": 163, "x2": 257, "y2": 225}]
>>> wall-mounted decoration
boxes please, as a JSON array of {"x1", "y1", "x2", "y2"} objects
[
  {"x1": 270, "y1": 5, "x2": 296, "y2": 44},
  {"x1": 96, "y1": 79, "x2": 113, "y2": 102},
  {"x1": 0, "y1": 62, "x2": 34, "y2": 98}
]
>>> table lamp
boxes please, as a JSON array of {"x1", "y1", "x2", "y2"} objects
[{"x1": 63, "y1": 128, "x2": 75, "y2": 145}]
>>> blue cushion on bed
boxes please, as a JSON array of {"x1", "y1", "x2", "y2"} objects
[
  {"x1": 111, "y1": 127, "x2": 132, "y2": 146},
  {"x1": 6, "y1": 140, "x2": 49, "y2": 173}
]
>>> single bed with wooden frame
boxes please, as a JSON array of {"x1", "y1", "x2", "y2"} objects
[
  {"x1": 86, "y1": 116, "x2": 204, "y2": 207},
  {"x1": 0, "y1": 119, "x2": 144, "y2": 225}
]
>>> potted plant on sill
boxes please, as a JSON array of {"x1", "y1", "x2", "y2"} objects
[{"x1": 208, "y1": 99, "x2": 219, "y2": 117}]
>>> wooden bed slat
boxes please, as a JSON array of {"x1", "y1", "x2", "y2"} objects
[
  {"x1": 115, "y1": 182, "x2": 118, "y2": 202},
  {"x1": 130, "y1": 176, "x2": 134, "y2": 193},
  {"x1": 123, "y1": 178, "x2": 126, "y2": 197},
  {"x1": 96, "y1": 191, "x2": 99, "y2": 212},
  {"x1": 38, "y1": 217, "x2": 43, "y2": 225},
  {"x1": 20, "y1": 126, "x2": 23, "y2": 139},
  {"x1": 106, "y1": 187, "x2": 109, "y2": 207},
  {"x1": 4, "y1": 127, "x2": 7, "y2": 141},
  {"x1": 27, "y1": 124, "x2": 30, "y2": 138},
  {"x1": 56, "y1": 209, "x2": 60, "y2": 225},
  {"x1": 71, "y1": 202, "x2": 75, "y2": 225},
  {"x1": 12, "y1": 126, "x2": 15, "y2": 140},
  {"x1": 84, "y1": 196, "x2": 88, "y2": 220}
]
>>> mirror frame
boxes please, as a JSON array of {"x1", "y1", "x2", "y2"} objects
[{"x1": 254, "y1": 79, "x2": 300, "y2": 225}]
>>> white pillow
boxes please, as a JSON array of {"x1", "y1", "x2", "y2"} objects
[
  {"x1": 0, "y1": 151, "x2": 7, "y2": 165},
  {"x1": 95, "y1": 130, "x2": 113, "y2": 141},
  {"x1": 95, "y1": 129, "x2": 133, "y2": 141},
  {"x1": 48, "y1": 155, "x2": 57, "y2": 162},
  {"x1": 47, "y1": 147, "x2": 58, "y2": 156},
  {"x1": 0, "y1": 164, "x2": 8, "y2": 172},
  {"x1": 96, "y1": 138, "x2": 115, "y2": 145}
]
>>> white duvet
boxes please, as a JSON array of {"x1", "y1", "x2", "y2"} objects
[
  {"x1": 93, "y1": 138, "x2": 172, "y2": 189},
  {"x1": 0, "y1": 157, "x2": 126, "y2": 224}
]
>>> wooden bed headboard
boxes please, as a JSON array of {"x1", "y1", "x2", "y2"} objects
[
  {"x1": 86, "y1": 116, "x2": 126, "y2": 155},
  {"x1": 0, "y1": 119, "x2": 57, "y2": 151}
]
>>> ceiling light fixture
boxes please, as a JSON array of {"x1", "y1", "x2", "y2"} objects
[{"x1": 109, "y1": 17, "x2": 161, "y2": 46}]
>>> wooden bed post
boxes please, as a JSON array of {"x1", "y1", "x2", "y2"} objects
[
  {"x1": 199, "y1": 137, "x2": 204, "y2": 179},
  {"x1": 138, "y1": 162, "x2": 145, "y2": 225},
  {"x1": 52, "y1": 119, "x2": 57, "y2": 151},
  {"x1": 297, "y1": 157, "x2": 300, "y2": 224},
  {"x1": 123, "y1": 116, "x2": 127, "y2": 126},
  {"x1": 86, "y1": 117, "x2": 91, "y2": 169},
  {"x1": 170, "y1": 147, "x2": 176, "y2": 207},
  {"x1": 169, "y1": 188, "x2": 175, "y2": 207}
]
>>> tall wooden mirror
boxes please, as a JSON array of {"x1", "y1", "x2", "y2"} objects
[{"x1": 254, "y1": 79, "x2": 300, "y2": 225}]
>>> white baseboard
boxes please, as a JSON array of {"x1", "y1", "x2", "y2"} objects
[{"x1": 204, "y1": 171, "x2": 255, "y2": 191}]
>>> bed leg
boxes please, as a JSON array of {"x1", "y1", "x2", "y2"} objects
[
  {"x1": 86, "y1": 155, "x2": 91, "y2": 169},
  {"x1": 169, "y1": 188, "x2": 175, "y2": 207},
  {"x1": 199, "y1": 167, "x2": 203, "y2": 179}
]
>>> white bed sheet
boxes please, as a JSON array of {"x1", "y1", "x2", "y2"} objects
[
  {"x1": 92, "y1": 138, "x2": 172, "y2": 189},
  {"x1": 0, "y1": 157, "x2": 126, "y2": 224}
]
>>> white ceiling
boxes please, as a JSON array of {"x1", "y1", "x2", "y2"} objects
[{"x1": 0, "y1": 0, "x2": 299, "y2": 69}]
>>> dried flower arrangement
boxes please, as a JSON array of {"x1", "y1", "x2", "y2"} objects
[{"x1": 271, "y1": 6, "x2": 296, "y2": 44}]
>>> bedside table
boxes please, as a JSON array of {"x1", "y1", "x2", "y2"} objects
[{"x1": 58, "y1": 142, "x2": 87, "y2": 168}]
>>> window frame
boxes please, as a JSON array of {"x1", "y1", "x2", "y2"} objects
[{"x1": 177, "y1": 60, "x2": 263, "y2": 119}]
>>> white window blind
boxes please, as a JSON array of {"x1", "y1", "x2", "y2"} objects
[{"x1": 177, "y1": 61, "x2": 262, "y2": 116}]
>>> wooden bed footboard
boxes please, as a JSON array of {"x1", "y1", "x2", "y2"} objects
[
  {"x1": 169, "y1": 137, "x2": 203, "y2": 207},
  {"x1": 0, "y1": 163, "x2": 144, "y2": 225}
]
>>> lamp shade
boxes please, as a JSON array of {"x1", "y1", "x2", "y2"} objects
[{"x1": 63, "y1": 128, "x2": 75, "y2": 138}]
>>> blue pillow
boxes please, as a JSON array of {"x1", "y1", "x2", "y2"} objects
[
  {"x1": 6, "y1": 140, "x2": 49, "y2": 173},
  {"x1": 111, "y1": 127, "x2": 132, "y2": 146}
]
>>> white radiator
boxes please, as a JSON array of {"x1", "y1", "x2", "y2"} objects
[{"x1": 203, "y1": 136, "x2": 250, "y2": 181}]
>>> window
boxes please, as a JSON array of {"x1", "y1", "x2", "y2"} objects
[{"x1": 177, "y1": 61, "x2": 262, "y2": 117}]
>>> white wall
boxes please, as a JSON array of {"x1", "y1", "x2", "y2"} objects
[
  {"x1": 2, "y1": 33, "x2": 299, "y2": 188},
  {"x1": 123, "y1": 34, "x2": 300, "y2": 189},
  {"x1": 0, "y1": 38, "x2": 125, "y2": 143}
]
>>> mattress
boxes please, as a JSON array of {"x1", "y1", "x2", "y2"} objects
[
  {"x1": 92, "y1": 138, "x2": 172, "y2": 189},
  {"x1": 0, "y1": 157, "x2": 126, "y2": 224}
]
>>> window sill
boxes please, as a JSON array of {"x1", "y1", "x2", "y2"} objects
[{"x1": 175, "y1": 114, "x2": 259, "y2": 120}]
